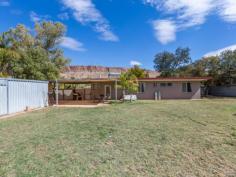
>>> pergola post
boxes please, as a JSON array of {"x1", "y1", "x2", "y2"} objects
[
  {"x1": 55, "y1": 80, "x2": 59, "y2": 105},
  {"x1": 115, "y1": 80, "x2": 118, "y2": 101}
]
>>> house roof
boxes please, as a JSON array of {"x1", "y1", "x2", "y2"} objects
[{"x1": 138, "y1": 77, "x2": 212, "y2": 82}]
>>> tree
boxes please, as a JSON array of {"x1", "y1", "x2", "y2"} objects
[
  {"x1": 127, "y1": 65, "x2": 148, "y2": 78},
  {"x1": 0, "y1": 24, "x2": 34, "y2": 50},
  {"x1": 176, "y1": 64, "x2": 195, "y2": 77},
  {"x1": 177, "y1": 56, "x2": 220, "y2": 75},
  {"x1": 194, "y1": 56, "x2": 220, "y2": 76},
  {"x1": 154, "y1": 51, "x2": 175, "y2": 77},
  {"x1": 0, "y1": 21, "x2": 70, "y2": 80},
  {"x1": 176, "y1": 51, "x2": 236, "y2": 85},
  {"x1": 219, "y1": 50, "x2": 236, "y2": 85},
  {"x1": 153, "y1": 46, "x2": 236, "y2": 86},
  {"x1": 119, "y1": 65, "x2": 146, "y2": 97},
  {"x1": 119, "y1": 72, "x2": 139, "y2": 95},
  {"x1": 35, "y1": 21, "x2": 65, "y2": 51},
  {"x1": 154, "y1": 47, "x2": 191, "y2": 77},
  {"x1": 0, "y1": 48, "x2": 20, "y2": 77}
]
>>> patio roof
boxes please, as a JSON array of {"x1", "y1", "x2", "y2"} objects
[
  {"x1": 51, "y1": 77, "x2": 211, "y2": 84},
  {"x1": 51, "y1": 78, "x2": 118, "y2": 84}
]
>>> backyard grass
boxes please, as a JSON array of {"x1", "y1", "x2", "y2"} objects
[{"x1": 0, "y1": 100, "x2": 236, "y2": 177}]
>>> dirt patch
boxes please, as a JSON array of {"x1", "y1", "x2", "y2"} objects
[{"x1": 55, "y1": 103, "x2": 110, "y2": 108}]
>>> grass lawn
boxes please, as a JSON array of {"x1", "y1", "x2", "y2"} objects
[{"x1": 0, "y1": 100, "x2": 236, "y2": 177}]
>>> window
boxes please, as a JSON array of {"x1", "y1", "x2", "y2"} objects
[
  {"x1": 182, "y1": 83, "x2": 192, "y2": 92},
  {"x1": 160, "y1": 83, "x2": 173, "y2": 87},
  {"x1": 160, "y1": 83, "x2": 166, "y2": 87},
  {"x1": 139, "y1": 83, "x2": 145, "y2": 93}
]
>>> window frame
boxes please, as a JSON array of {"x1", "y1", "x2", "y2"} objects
[
  {"x1": 138, "y1": 82, "x2": 145, "y2": 93},
  {"x1": 160, "y1": 83, "x2": 167, "y2": 87},
  {"x1": 160, "y1": 82, "x2": 173, "y2": 87},
  {"x1": 182, "y1": 82, "x2": 192, "y2": 93}
]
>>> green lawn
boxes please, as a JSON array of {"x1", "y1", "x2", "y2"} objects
[{"x1": 0, "y1": 100, "x2": 236, "y2": 177}]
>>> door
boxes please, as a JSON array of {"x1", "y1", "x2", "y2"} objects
[
  {"x1": 0, "y1": 80, "x2": 8, "y2": 116},
  {"x1": 104, "y1": 85, "x2": 112, "y2": 99}
]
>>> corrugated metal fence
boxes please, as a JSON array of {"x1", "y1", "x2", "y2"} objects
[
  {"x1": 209, "y1": 86, "x2": 236, "y2": 97},
  {"x1": 0, "y1": 78, "x2": 48, "y2": 116}
]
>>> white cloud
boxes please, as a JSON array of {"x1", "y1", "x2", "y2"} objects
[
  {"x1": 0, "y1": 0, "x2": 10, "y2": 6},
  {"x1": 61, "y1": 0, "x2": 119, "y2": 42},
  {"x1": 204, "y1": 44, "x2": 236, "y2": 57},
  {"x1": 30, "y1": 11, "x2": 50, "y2": 22},
  {"x1": 152, "y1": 20, "x2": 176, "y2": 44},
  {"x1": 58, "y1": 12, "x2": 69, "y2": 20},
  {"x1": 143, "y1": 0, "x2": 215, "y2": 27},
  {"x1": 162, "y1": 0, "x2": 213, "y2": 27},
  {"x1": 143, "y1": 0, "x2": 236, "y2": 44},
  {"x1": 60, "y1": 36, "x2": 86, "y2": 51},
  {"x1": 130, "y1": 60, "x2": 142, "y2": 66},
  {"x1": 218, "y1": 0, "x2": 236, "y2": 23}
]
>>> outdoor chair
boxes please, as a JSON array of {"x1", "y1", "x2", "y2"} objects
[{"x1": 73, "y1": 90, "x2": 83, "y2": 100}]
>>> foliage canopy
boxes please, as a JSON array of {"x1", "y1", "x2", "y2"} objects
[
  {"x1": 127, "y1": 65, "x2": 148, "y2": 78},
  {"x1": 154, "y1": 47, "x2": 236, "y2": 85},
  {"x1": 119, "y1": 66, "x2": 144, "y2": 94},
  {"x1": 154, "y1": 47, "x2": 191, "y2": 77},
  {"x1": 0, "y1": 21, "x2": 70, "y2": 80}
]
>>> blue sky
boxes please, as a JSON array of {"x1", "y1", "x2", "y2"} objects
[{"x1": 0, "y1": 0, "x2": 236, "y2": 69}]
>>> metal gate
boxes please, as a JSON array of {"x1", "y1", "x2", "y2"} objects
[{"x1": 0, "y1": 79, "x2": 8, "y2": 115}]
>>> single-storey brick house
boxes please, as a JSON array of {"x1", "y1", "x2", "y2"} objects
[
  {"x1": 50, "y1": 66, "x2": 210, "y2": 103},
  {"x1": 137, "y1": 77, "x2": 209, "y2": 99}
]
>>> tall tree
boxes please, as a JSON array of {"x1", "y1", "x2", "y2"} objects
[
  {"x1": 154, "y1": 47, "x2": 191, "y2": 77},
  {"x1": 176, "y1": 64, "x2": 195, "y2": 77},
  {"x1": 35, "y1": 21, "x2": 70, "y2": 72},
  {"x1": 177, "y1": 56, "x2": 220, "y2": 77},
  {"x1": 0, "y1": 21, "x2": 70, "y2": 80},
  {"x1": 194, "y1": 56, "x2": 220, "y2": 77},
  {"x1": 35, "y1": 21, "x2": 65, "y2": 51},
  {"x1": 0, "y1": 24, "x2": 34, "y2": 50},
  {"x1": 176, "y1": 51, "x2": 236, "y2": 85},
  {"x1": 219, "y1": 50, "x2": 236, "y2": 85},
  {"x1": 0, "y1": 48, "x2": 20, "y2": 77}
]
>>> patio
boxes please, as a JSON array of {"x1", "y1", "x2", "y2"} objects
[
  {"x1": 49, "y1": 79, "x2": 120, "y2": 106},
  {"x1": 58, "y1": 100, "x2": 100, "y2": 105},
  {"x1": 55, "y1": 100, "x2": 110, "y2": 108}
]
